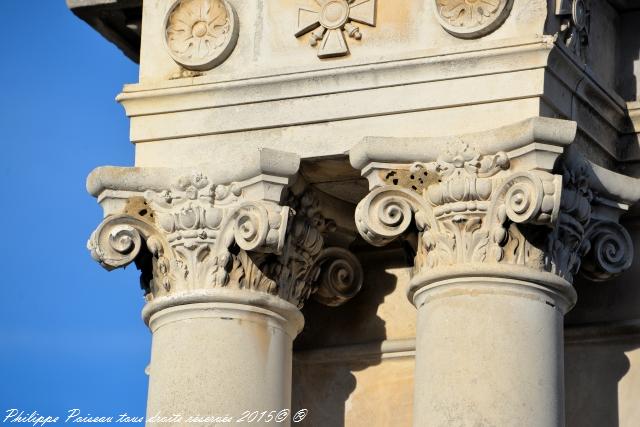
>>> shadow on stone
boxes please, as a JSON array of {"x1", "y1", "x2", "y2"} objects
[
  {"x1": 292, "y1": 249, "x2": 403, "y2": 426},
  {"x1": 565, "y1": 336, "x2": 638, "y2": 427}
]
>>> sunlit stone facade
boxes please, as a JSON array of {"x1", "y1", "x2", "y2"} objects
[{"x1": 70, "y1": 0, "x2": 640, "y2": 425}]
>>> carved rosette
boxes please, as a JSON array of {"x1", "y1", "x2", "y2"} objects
[
  {"x1": 434, "y1": 0, "x2": 514, "y2": 39},
  {"x1": 164, "y1": 0, "x2": 239, "y2": 71},
  {"x1": 355, "y1": 142, "x2": 634, "y2": 285},
  {"x1": 88, "y1": 173, "x2": 363, "y2": 309}
]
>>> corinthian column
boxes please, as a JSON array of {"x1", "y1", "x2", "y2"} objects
[
  {"x1": 350, "y1": 118, "x2": 639, "y2": 427},
  {"x1": 87, "y1": 149, "x2": 363, "y2": 426}
]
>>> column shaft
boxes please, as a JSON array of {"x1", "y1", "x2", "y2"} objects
[
  {"x1": 145, "y1": 301, "x2": 302, "y2": 426},
  {"x1": 413, "y1": 278, "x2": 567, "y2": 427}
]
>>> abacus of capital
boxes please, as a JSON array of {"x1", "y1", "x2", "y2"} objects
[{"x1": 71, "y1": 0, "x2": 640, "y2": 425}]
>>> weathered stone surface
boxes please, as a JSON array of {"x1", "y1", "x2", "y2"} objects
[
  {"x1": 350, "y1": 116, "x2": 640, "y2": 425},
  {"x1": 87, "y1": 148, "x2": 365, "y2": 424},
  {"x1": 76, "y1": 0, "x2": 640, "y2": 425}
]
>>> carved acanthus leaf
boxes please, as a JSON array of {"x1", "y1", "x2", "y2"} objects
[
  {"x1": 543, "y1": 160, "x2": 593, "y2": 281},
  {"x1": 89, "y1": 177, "x2": 363, "y2": 308},
  {"x1": 353, "y1": 143, "x2": 612, "y2": 282},
  {"x1": 258, "y1": 189, "x2": 362, "y2": 307},
  {"x1": 89, "y1": 173, "x2": 290, "y2": 298}
]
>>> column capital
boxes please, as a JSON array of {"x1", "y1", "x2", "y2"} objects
[
  {"x1": 351, "y1": 118, "x2": 640, "y2": 308},
  {"x1": 87, "y1": 149, "x2": 363, "y2": 326}
]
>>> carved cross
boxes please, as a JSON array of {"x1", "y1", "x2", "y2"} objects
[{"x1": 295, "y1": 0, "x2": 377, "y2": 58}]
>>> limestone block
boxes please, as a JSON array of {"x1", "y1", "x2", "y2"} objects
[{"x1": 294, "y1": 344, "x2": 415, "y2": 427}]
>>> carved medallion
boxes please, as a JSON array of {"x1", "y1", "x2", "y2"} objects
[
  {"x1": 433, "y1": 0, "x2": 514, "y2": 39},
  {"x1": 295, "y1": 0, "x2": 377, "y2": 58},
  {"x1": 164, "y1": 0, "x2": 239, "y2": 71}
]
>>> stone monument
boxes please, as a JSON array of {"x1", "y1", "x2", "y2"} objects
[{"x1": 69, "y1": 0, "x2": 640, "y2": 425}]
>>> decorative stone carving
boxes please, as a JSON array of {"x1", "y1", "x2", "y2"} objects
[
  {"x1": 558, "y1": 152, "x2": 636, "y2": 282},
  {"x1": 544, "y1": 160, "x2": 593, "y2": 281},
  {"x1": 88, "y1": 173, "x2": 289, "y2": 297},
  {"x1": 351, "y1": 119, "x2": 639, "y2": 288},
  {"x1": 354, "y1": 142, "x2": 583, "y2": 279},
  {"x1": 295, "y1": 0, "x2": 377, "y2": 58},
  {"x1": 312, "y1": 247, "x2": 364, "y2": 306},
  {"x1": 556, "y1": 0, "x2": 590, "y2": 62},
  {"x1": 580, "y1": 221, "x2": 633, "y2": 282},
  {"x1": 433, "y1": 0, "x2": 514, "y2": 39},
  {"x1": 88, "y1": 168, "x2": 363, "y2": 309},
  {"x1": 164, "y1": 0, "x2": 239, "y2": 71}
]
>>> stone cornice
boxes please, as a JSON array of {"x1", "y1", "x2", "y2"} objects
[
  {"x1": 67, "y1": 0, "x2": 141, "y2": 63},
  {"x1": 544, "y1": 42, "x2": 634, "y2": 161},
  {"x1": 621, "y1": 102, "x2": 640, "y2": 162},
  {"x1": 565, "y1": 147, "x2": 640, "y2": 208},
  {"x1": 548, "y1": 43, "x2": 628, "y2": 118},
  {"x1": 120, "y1": 38, "x2": 557, "y2": 148},
  {"x1": 116, "y1": 36, "x2": 635, "y2": 166},
  {"x1": 119, "y1": 36, "x2": 553, "y2": 98}
]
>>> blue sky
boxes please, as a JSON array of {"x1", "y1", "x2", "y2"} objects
[{"x1": 0, "y1": 1, "x2": 149, "y2": 423}]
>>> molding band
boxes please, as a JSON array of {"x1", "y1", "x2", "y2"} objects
[
  {"x1": 294, "y1": 339, "x2": 416, "y2": 364},
  {"x1": 409, "y1": 265, "x2": 577, "y2": 313},
  {"x1": 143, "y1": 288, "x2": 305, "y2": 337}
]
